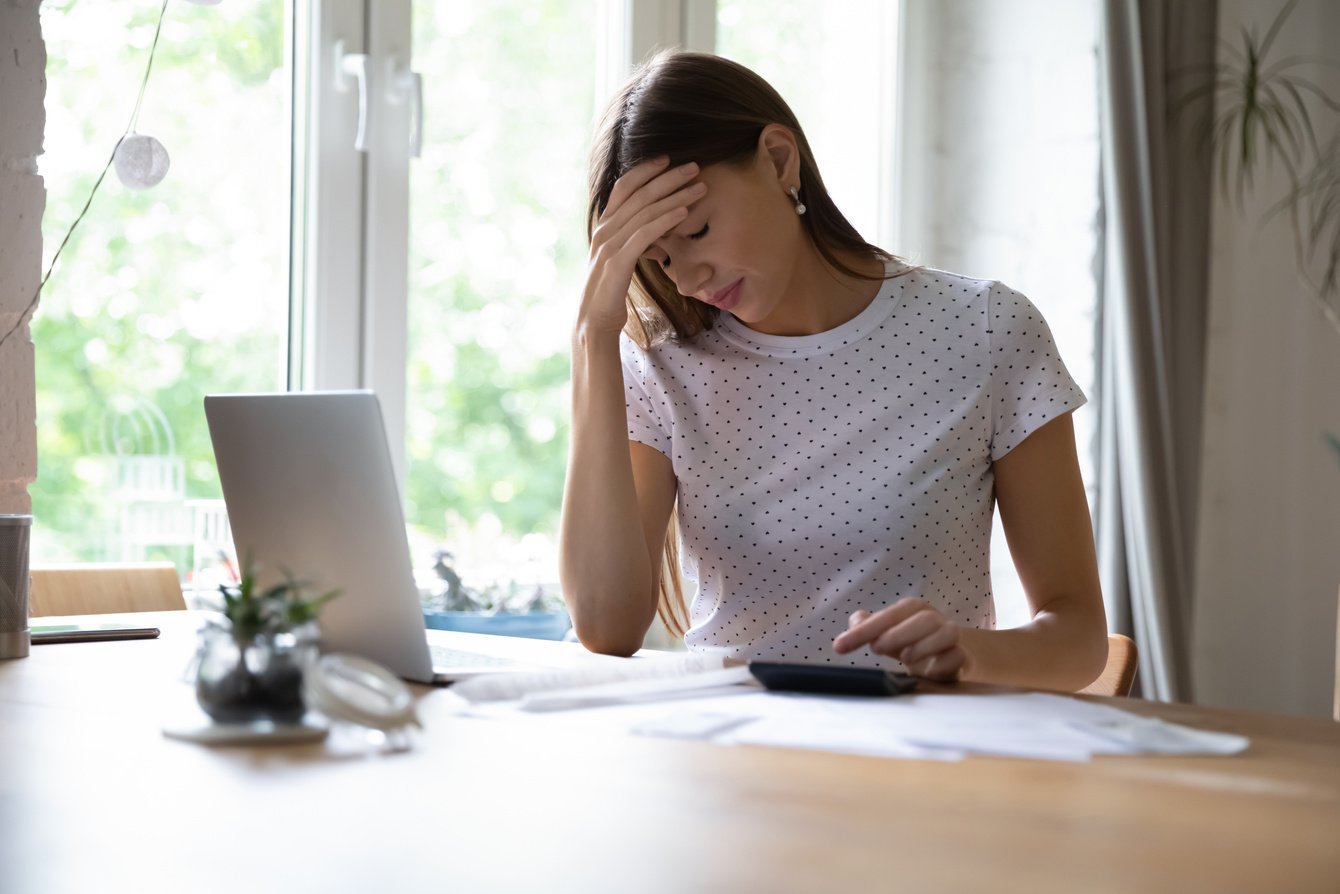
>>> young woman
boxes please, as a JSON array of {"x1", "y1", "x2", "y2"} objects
[{"x1": 559, "y1": 51, "x2": 1107, "y2": 691}]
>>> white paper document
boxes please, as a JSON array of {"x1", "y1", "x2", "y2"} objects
[
  {"x1": 451, "y1": 653, "x2": 732, "y2": 704},
  {"x1": 452, "y1": 670, "x2": 1250, "y2": 763}
]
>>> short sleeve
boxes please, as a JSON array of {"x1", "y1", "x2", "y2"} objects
[
  {"x1": 987, "y1": 282, "x2": 1087, "y2": 460},
  {"x1": 619, "y1": 334, "x2": 673, "y2": 457}
]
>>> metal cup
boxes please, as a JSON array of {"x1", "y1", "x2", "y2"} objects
[{"x1": 0, "y1": 514, "x2": 33, "y2": 660}]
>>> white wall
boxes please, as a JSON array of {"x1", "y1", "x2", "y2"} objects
[
  {"x1": 0, "y1": 0, "x2": 44, "y2": 516},
  {"x1": 1194, "y1": 0, "x2": 1340, "y2": 717}
]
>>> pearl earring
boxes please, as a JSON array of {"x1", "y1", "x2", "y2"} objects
[{"x1": 788, "y1": 186, "x2": 806, "y2": 215}]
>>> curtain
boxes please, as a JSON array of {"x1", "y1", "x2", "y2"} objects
[{"x1": 1096, "y1": 0, "x2": 1217, "y2": 702}]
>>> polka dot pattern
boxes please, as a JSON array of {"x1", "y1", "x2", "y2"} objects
[{"x1": 620, "y1": 265, "x2": 1085, "y2": 669}]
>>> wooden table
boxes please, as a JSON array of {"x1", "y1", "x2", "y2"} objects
[{"x1": 2, "y1": 612, "x2": 1338, "y2": 893}]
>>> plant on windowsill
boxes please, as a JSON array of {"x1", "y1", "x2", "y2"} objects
[
  {"x1": 193, "y1": 559, "x2": 340, "y2": 725},
  {"x1": 419, "y1": 548, "x2": 570, "y2": 641}
]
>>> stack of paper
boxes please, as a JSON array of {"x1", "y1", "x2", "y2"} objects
[{"x1": 450, "y1": 662, "x2": 1249, "y2": 762}]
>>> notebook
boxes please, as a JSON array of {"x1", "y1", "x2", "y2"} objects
[{"x1": 204, "y1": 390, "x2": 540, "y2": 684}]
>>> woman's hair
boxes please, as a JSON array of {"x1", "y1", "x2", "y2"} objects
[{"x1": 585, "y1": 50, "x2": 896, "y2": 638}]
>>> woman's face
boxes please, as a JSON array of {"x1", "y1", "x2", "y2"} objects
[{"x1": 642, "y1": 145, "x2": 808, "y2": 327}]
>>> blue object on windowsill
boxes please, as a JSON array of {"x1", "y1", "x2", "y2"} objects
[{"x1": 423, "y1": 609, "x2": 570, "y2": 641}]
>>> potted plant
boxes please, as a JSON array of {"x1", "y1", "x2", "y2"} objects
[
  {"x1": 420, "y1": 548, "x2": 570, "y2": 640},
  {"x1": 1181, "y1": 0, "x2": 1340, "y2": 329},
  {"x1": 193, "y1": 560, "x2": 339, "y2": 724}
]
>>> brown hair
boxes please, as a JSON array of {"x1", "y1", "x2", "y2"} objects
[{"x1": 586, "y1": 51, "x2": 897, "y2": 637}]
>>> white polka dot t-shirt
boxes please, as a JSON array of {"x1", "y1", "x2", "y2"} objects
[{"x1": 620, "y1": 265, "x2": 1086, "y2": 668}]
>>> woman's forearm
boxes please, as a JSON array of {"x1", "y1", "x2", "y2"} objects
[
  {"x1": 958, "y1": 596, "x2": 1108, "y2": 691},
  {"x1": 558, "y1": 330, "x2": 658, "y2": 655}
]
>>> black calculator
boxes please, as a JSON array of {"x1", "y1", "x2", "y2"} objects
[{"x1": 748, "y1": 662, "x2": 918, "y2": 696}]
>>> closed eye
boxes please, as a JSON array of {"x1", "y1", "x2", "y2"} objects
[{"x1": 688, "y1": 223, "x2": 710, "y2": 241}]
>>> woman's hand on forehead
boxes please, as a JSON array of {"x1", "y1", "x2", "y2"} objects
[{"x1": 578, "y1": 157, "x2": 708, "y2": 336}]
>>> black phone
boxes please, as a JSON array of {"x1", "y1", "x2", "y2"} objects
[
  {"x1": 30, "y1": 623, "x2": 161, "y2": 644},
  {"x1": 748, "y1": 662, "x2": 917, "y2": 697}
]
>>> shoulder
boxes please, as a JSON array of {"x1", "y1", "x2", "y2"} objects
[
  {"x1": 892, "y1": 265, "x2": 998, "y2": 309},
  {"x1": 619, "y1": 328, "x2": 721, "y2": 381}
]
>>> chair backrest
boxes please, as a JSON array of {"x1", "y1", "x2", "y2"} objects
[
  {"x1": 29, "y1": 562, "x2": 186, "y2": 617},
  {"x1": 1078, "y1": 634, "x2": 1138, "y2": 698}
]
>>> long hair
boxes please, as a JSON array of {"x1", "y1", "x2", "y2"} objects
[{"x1": 586, "y1": 51, "x2": 897, "y2": 637}]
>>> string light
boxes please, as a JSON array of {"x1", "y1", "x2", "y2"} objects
[
  {"x1": 0, "y1": 0, "x2": 211, "y2": 351},
  {"x1": 114, "y1": 132, "x2": 171, "y2": 190}
]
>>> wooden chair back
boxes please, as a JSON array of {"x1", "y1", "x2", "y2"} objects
[
  {"x1": 29, "y1": 562, "x2": 186, "y2": 617},
  {"x1": 1078, "y1": 634, "x2": 1138, "y2": 698}
]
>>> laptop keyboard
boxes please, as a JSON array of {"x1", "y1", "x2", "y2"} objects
[{"x1": 429, "y1": 644, "x2": 516, "y2": 670}]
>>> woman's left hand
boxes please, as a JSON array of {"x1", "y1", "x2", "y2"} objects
[{"x1": 832, "y1": 598, "x2": 970, "y2": 681}]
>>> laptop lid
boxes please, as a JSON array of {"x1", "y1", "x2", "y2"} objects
[{"x1": 204, "y1": 391, "x2": 438, "y2": 683}]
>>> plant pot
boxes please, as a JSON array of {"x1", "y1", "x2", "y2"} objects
[
  {"x1": 422, "y1": 609, "x2": 570, "y2": 641},
  {"x1": 194, "y1": 622, "x2": 319, "y2": 724}
]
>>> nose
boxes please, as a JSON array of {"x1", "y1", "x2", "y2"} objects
[{"x1": 670, "y1": 255, "x2": 711, "y2": 300}]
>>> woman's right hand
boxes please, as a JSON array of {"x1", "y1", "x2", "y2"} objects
[{"x1": 577, "y1": 157, "x2": 707, "y2": 338}]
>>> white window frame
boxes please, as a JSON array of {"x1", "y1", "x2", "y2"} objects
[{"x1": 296, "y1": 0, "x2": 411, "y2": 488}]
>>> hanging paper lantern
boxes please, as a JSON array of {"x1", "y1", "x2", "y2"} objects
[{"x1": 114, "y1": 133, "x2": 171, "y2": 190}]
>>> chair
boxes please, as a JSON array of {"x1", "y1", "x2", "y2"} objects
[
  {"x1": 29, "y1": 562, "x2": 186, "y2": 617},
  {"x1": 1078, "y1": 634, "x2": 1138, "y2": 697}
]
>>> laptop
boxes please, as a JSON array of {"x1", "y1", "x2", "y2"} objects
[{"x1": 204, "y1": 390, "x2": 537, "y2": 684}]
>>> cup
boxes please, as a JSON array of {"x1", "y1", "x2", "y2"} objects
[{"x1": 0, "y1": 514, "x2": 33, "y2": 660}]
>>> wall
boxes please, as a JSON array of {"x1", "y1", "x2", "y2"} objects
[
  {"x1": 1194, "y1": 0, "x2": 1340, "y2": 717},
  {"x1": 0, "y1": 0, "x2": 45, "y2": 515}
]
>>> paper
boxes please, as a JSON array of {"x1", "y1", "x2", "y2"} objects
[
  {"x1": 453, "y1": 685, "x2": 1250, "y2": 763},
  {"x1": 629, "y1": 710, "x2": 760, "y2": 740},
  {"x1": 451, "y1": 652, "x2": 731, "y2": 703},
  {"x1": 516, "y1": 666, "x2": 755, "y2": 712}
]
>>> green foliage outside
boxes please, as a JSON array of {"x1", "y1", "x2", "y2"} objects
[
  {"x1": 36, "y1": 0, "x2": 593, "y2": 591},
  {"x1": 404, "y1": 1, "x2": 595, "y2": 587},
  {"x1": 35, "y1": 0, "x2": 289, "y2": 566}
]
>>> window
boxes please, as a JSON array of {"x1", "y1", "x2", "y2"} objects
[
  {"x1": 400, "y1": 1, "x2": 602, "y2": 608},
  {"x1": 35, "y1": 0, "x2": 292, "y2": 574},
  {"x1": 715, "y1": 0, "x2": 900, "y2": 246}
]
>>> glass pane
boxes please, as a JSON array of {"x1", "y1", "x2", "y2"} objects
[
  {"x1": 405, "y1": 2, "x2": 598, "y2": 616},
  {"x1": 716, "y1": 0, "x2": 897, "y2": 244},
  {"x1": 35, "y1": 0, "x2": 292, "y2": 578}
]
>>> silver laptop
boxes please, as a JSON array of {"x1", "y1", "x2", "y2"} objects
[{"x1": 204, "y1": 390, "x2": 534, "y2": 684}]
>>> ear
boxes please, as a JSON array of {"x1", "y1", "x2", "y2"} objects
[{"x1": 757, "y1": 123, "x2": 800, "y2": 186}]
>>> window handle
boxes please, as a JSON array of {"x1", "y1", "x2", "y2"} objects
[
  {"x1": 387, "y1": 57, "x2": 423, "y2": 159},
  {"x1": 333, "y1": 39, "x2": 370, "y2": 153}
]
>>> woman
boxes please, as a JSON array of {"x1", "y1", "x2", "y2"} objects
[{"x1": 559, "y1": 51, "x2": 1107, "y2": 691}]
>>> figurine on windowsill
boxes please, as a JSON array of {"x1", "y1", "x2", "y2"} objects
[{"x1": 420, "y1": 548, "x2": 569, "y2": 640}]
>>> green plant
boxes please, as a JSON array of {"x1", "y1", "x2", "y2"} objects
[
  {"x1": 214, "y1": 557, "x2": 340, "y2": 642},
  {"x1": 1181, "y1": 0, "x2": 1340, "y2": 327}
]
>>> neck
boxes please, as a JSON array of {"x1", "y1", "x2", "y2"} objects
[{"x1": 747, "y1": 246, "x2": 886, "y2": 337}]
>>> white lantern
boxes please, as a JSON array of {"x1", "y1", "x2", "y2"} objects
[{"x1": 114, "y1": 133, "x2": 171, "y2": 190}]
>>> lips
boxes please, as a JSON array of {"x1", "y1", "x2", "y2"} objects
[{"x1": 708, "y1": 278, "x2": 743, "y2": 311}]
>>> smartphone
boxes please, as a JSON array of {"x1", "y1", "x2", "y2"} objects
[
  {"x1": 30, "y1": 623, "x2": 161, "y2": 644},
  {"x1": 749, "y1": 662, "x2": 918, "y2": 697}
]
